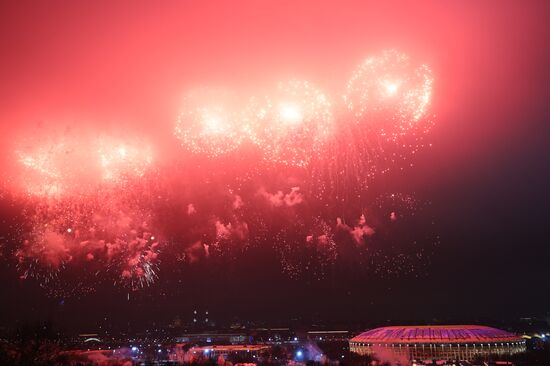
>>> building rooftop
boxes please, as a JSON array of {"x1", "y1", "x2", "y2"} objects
[{"x1": 350, "y1": 325, "x2": 523, "y2": 344}]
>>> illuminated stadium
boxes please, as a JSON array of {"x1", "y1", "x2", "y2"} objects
[{"x1": 349, "y1": 325, "x2": 526, "y2": 361}]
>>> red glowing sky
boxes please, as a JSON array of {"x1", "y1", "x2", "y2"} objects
[
  {"x1": 1, "y1": 1, "x2": 549, "y2": 326},
  {"x1": 1, "y1": 0, "x2": 547, "y2": 167}
]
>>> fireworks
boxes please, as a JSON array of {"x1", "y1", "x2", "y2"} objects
[
  {"x1": 175, "y1": 89, "x2": 244, "y2": 157},
  {"x1": 15, "y1": 134, "x2": 91, "y2": 198},
  {"x1": 13, "y1": 131, "x2": 154, "y2": 198},
  {"x1": 365, "y1": 193, "x2": 439, "y2": 278},
  {"x1": 302, "y1": 51, "x2": 435, "y2": 202},
  {"x1": 7, "y1": 127, "x2": 161, "y2": 294},
  {"x1": 97, "y1": 137, "x2": 154, "y2": 184},
  {"x1": 14, "y1": 182, "x2": 162, "y2": 291},
  {"x1": 277, "y1": 217, "x2": 337, "y2": 281},
  {"x1": 344, "y1": 49, "x2": 434, "y2": 141},
  {"x1": 0, "y1": 49, "x2": 439, "y2": 295},
  {"x1": 174, "y1": 82, "x2": 334, "y2": 166},
  {"x1": 244, "y1": 80, "x2": 334, "y2": 167}
]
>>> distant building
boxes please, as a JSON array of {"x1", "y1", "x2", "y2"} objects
[
  {"x1": 307, "y1": 330, "x2": 349, "y2": 342},
  {"x1": 188, "y1": 345, "x2": 270, "y2": 359},
  {"x1": 349, "y1": 325, "x2": 526, "y2": 362},
  {"x1": 176, "y1": 332, "x2": 250, "y2": 344},
  {"x1": 252, "y1": 328, "x2": 298, "y2": 343}
]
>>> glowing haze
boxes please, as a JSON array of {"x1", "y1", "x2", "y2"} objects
[{"x1": 0, "y1": 47, "x2": 437, "y2": 295}]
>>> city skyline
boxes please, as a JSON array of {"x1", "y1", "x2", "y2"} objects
[{"x1": 0, "y1": 0, "x2": 549, "y2": 342}]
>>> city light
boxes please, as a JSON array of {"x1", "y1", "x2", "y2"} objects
[{"x1": 0, "y1": 2, "x2": 545, "y2": 366}]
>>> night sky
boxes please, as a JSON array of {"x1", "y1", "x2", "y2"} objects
[{"x1": 0, "y1": 1, "x2": 549, "y2": 332}]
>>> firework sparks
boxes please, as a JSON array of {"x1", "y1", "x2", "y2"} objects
[
  {"x1": 1, "y1": 50, "x2": 439, "y2": 294},
  {"x1": 344, "y1": 49, "x2": 434, "y2": 141},
  {"x1": 244, "y1": 80, "x2": 334, "y2": 167},
  {"x1": 7, "y1": 128, "x2": 162, "y2": 294},
  {"x1": 175, "y1": 89, "x2": 244, "y2": 157},
  {"x1": 13, "y1": 131, "x2": 154, "y2": 198},
  {"x1": 97, "y1": 138, "x2": 154, "y2": 183}
]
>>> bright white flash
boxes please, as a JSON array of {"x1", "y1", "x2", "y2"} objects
[
  {"x1": 118, "y1": 146, "x2": 127, "y2": 158},
  {"x1": 382, "y1": 80, "x2": 400, "y2": 96},
  {"x1": 278, "y1": 103, "x2": 303, "y2": 125},
  {"x1": 202, "y1": 111, "x2": 227, "y2": 134}
]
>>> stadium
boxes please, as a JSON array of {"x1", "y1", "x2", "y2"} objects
[{"x1": 349, "y1": 325, "x2": 526, "y2": 361}]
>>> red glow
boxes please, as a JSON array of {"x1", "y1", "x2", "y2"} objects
[{"x1": 0, "y1": 0, "x2": 544, "y2": 296}]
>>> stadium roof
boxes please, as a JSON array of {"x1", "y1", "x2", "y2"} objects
[{"x1": 350, "y1": 325, "x2": 523, "y2": 344}]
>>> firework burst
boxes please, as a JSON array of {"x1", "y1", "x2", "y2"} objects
[
  {"x1": 344, "y1": 49, "x2": 434, "y2": 140},
  {"x1": 244, "y1": 80, "x2": 334, "y2": 167},
  {"x1": 1, "y1": 49, "x2": 439, "y2": 294},
  {"x1": 175, "y1": 89, "x2": 245, "y2": 157}
]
